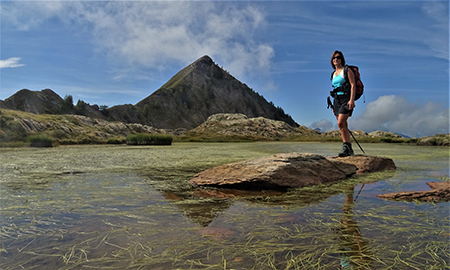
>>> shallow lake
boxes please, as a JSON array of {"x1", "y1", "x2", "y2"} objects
[{"x1": 0, "y1": 142, "x2": 448, "y2": 269}]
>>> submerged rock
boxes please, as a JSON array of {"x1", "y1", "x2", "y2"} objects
[
  {"x1": 377, "y1": 181, "x2": 450, "y2": 202},
  {"x1": 190, "y1": 153, "x2": 357, "y2": 189},
  {"x1": 328, "y1": 155, "x2": 396, "y2": 174}
]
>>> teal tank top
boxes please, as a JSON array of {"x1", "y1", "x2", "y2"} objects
[{"x1": 332, "y1": 69, "x2": 346, "y2": 88}]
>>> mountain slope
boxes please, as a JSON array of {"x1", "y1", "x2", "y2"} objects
[{"x1": 107, "y1": 55, "x2": 298, "y2": 129}]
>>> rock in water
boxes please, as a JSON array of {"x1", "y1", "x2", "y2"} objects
[
  {"x1": 328, "y1": 155, "x2": 396, "y2": 174},
  {"x1": 190, "y1": 153, "x2": 357, "y2": 189},
  {"x1": 377, "y1": 181, "x2": 450, "y2": 202}
]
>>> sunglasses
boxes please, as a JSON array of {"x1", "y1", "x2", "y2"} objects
[{"x1": 332, "y1": 55, "x2": 342, "y2": 60}]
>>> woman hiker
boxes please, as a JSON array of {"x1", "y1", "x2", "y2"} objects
[{"x1": 330, "y1": 50, "x2": 356, "y2": 157}]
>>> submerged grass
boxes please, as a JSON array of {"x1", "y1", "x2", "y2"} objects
[{"x1": 0, "y1": 142, "x2": 448, "y2": 269}]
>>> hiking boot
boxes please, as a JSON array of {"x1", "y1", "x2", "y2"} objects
[{"x1": 338, "y1": 143, "x2": 354, "y2": 157}]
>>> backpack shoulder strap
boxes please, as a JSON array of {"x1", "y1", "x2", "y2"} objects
[{"x1": 343, "y1": 65, "x2": 349, "y2": 81}]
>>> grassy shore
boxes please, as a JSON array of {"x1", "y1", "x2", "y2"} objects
[{"x1": 0, "y1": 108, "x2": 448, "y2": 147}]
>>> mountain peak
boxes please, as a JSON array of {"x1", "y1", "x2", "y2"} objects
[
  {"x1": 193, "y1": 55, "x2": 213, "y2": 66},
  {"x1": 128, "y1": 55, "x2": 299, "y2": 129}
]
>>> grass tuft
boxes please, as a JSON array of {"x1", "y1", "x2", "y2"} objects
[{"x1": 126, "y1": 133, "x2": 173, "y2": 145}]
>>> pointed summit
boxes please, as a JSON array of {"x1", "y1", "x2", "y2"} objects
[
  {"x1": 192, "y1": 55, "x2": 214, "y2": 66},
  {"x1": 107, "y1": 56, "x2": 299, "y2": 129}
]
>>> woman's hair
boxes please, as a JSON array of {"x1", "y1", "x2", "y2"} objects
[{"x1": 331, "y1": 50, "x2": 346, "y2": 69}]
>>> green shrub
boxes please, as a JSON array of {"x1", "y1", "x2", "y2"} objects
[
  {"x1": 29, "y1": 135, "x2": 53, "y2": 147},
  {"x1": 380, "y1": 137, "x2": 406, "y2": 143},
  {"x1": 107, "y1": 138, "x2": 126, "y2": 144},
  {"x1": 126, "y1": 133, "x2": 173, "y2": 145}
]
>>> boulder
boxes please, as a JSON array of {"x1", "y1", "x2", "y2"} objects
[
  {"x1": 377, "y1": 181, "x2": 450, "y2": 202},
  {"x1": 190, "y1": 153, "x2": 357, "y2": 189},
  {"x1": 328, "y1": 155, "x2": 396, "y2": 174}
]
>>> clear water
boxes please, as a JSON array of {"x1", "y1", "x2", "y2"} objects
[{"x1": 0, "y1": 142, "x2": 448, "y2": 269}]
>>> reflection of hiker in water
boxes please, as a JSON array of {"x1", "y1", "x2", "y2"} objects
[{"x1": 337, "y1": 186, "x2": 372, "y2": 270}]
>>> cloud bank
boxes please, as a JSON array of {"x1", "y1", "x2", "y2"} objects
[
  {"x1": 310, "y1": 95, "x2": 449, "y2": 138},
  {"x1": 310, "y1": 119, "x2": 335, "y2": 133},
  {"x1": 350, "y1": 95, "x2": 449, "y2": 138}
]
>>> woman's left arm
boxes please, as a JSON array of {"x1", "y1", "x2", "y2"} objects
[{"x1": 347, "y1": 68, "x2": 356, "y2": 109}]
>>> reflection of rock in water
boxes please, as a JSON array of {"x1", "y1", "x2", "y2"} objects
[
  {"x1": 161, "y1": 187, "x2": 339, "y2": 226},
  {"x1": 197, "y1": 227, "x2": 236, "y2": 241},
  {"x1": 161, "y1": 191, "x2": 232, "y2": 227}
]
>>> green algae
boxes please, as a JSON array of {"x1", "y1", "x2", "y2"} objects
[{"x1": 0, "y1": 142, "x2": 448, "y2": 269}]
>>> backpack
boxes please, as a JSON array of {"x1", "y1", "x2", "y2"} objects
[{"x1": 331, "y1": 65, "x2": 364, "y2": 101}]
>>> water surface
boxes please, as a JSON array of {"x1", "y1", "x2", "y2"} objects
[{"x1": 0, "y1": 142, "x2": 448, "y2": 269}]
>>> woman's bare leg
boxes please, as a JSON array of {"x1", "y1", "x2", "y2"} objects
[{"x1": 337, "y1": 114, "x2": 351, "y2": 143}]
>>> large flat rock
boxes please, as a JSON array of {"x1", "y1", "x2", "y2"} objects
[{"x1": 190, "y1": 153, "x2": 357, "y2": 189}]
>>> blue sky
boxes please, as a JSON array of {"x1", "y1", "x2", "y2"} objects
[{"x1": 1, "y1": 1, "x2": 448, "y2": 137}]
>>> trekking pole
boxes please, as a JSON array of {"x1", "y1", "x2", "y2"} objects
[
  {"x1": 354, "y1": 184, "x2": 365, "y2": 202},
  {"x1": 348, "y1": 130, "x2": 365, "y2": 155}
]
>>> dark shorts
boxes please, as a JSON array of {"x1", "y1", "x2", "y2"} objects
[{"x1": 333, "y1": 95, "x2": 353, "y2": 117}]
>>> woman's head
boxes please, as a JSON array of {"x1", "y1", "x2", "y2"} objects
[{"x1": 331, "y1": 50, "x2": 346, "y2": 69}]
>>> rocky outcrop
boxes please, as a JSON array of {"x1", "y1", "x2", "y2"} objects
[
  {"x1": 190, "y1": 153, "x2": 358, "y2": 189},
  {"x1": 368, "y1": 131, "x2": 404, "y2": 138},
  {"x1": 187, "y1": 113, "x2": 319, "y2": 140},
  {"x1": 328, "y1": 155, "x2": 396, "y2": 174},
  {"x1": 322, "y1": 130, "x2": 368, "y2": 138},
  {"x1": 377, "y1": 181, "x2": 450, "y2": 202},
  {"x1": 416, "y1": 134, "x2": 449, "y2": 146}
]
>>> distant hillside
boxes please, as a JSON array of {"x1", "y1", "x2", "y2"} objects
[
  {"x1": 0, "y1": 108, "x2": 169, "y2": 144},
  {"x1": 1, "y1": 89, "x2": 68, "y2": 114},
  {"x1": 107, "y1": 55, "x2": 299, "y2": 129},
  {"x1": 0, "y1": 89, "x2": 106, "y2": 119}
]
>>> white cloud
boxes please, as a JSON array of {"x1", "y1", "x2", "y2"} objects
[
  {"x1": 310, "y1": 119, "x2": 335, "y2": 133},
  {"x1": 350, "y1": 95, "x2": 449, "y2": 138},
  {"x1": 0, "y1": 57, "x2": 24, "y2": 69},
  {"x1": 0, "y1": 2, "x2": 64, "y2": 31},
  {"x1": 421, "y1": 1, "x2": 449, "y2": 60},
  {"x1": 3, "y1": 1, "x2": 273, "y2": 79}
]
